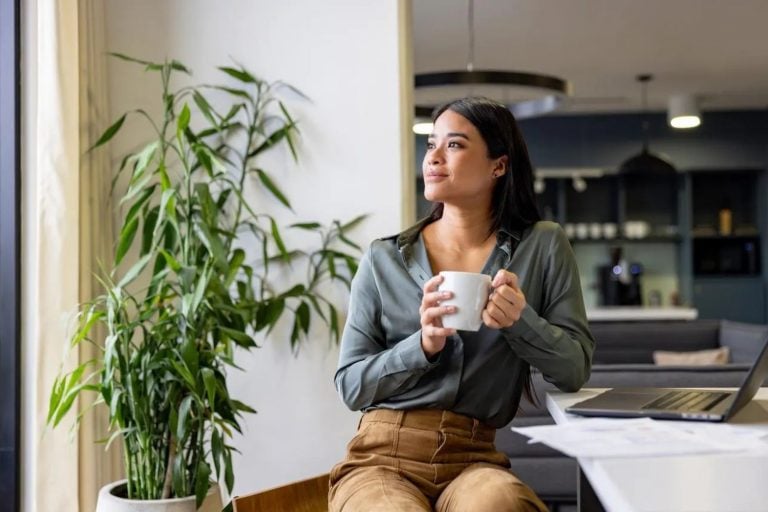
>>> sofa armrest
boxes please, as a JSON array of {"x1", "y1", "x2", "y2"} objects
[{"x1": 719, "y1": 320, "x2": 768, "y2": 363}]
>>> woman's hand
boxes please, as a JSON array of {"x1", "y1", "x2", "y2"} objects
[
  {"x1": 483, "y1": 269, "x2": 526, "y2": 329},
  {"x1": 419, "y1": 274, "x2": 457, "y2": 358}
]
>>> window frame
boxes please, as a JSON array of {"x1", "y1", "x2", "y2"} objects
[{"x1": 0, "y1": 0, "x2": 21, "y2": 509}]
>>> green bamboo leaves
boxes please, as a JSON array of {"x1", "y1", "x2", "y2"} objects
[{"x1": 48, "y1": 57, "x2": 363, "y2": 508}]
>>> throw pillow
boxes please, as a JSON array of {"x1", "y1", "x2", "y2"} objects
[
  {"x1": 719, "y1": 320, "x2": 768, "y2": 364},
  {"x1": 653, "y1": 346, "x2": 730, "y2": 366}
]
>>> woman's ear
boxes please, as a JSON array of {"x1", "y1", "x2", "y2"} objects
[{"x1": 492, "y1": 155, "x2": 508, "y2": 178}]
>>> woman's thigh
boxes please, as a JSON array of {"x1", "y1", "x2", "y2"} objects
[
  {"x1": 329, "y1": 466, "x2": 432, "y2": 512},
  {"x1": 435, "y1": 463, "x2": 548, "y2": 512}
]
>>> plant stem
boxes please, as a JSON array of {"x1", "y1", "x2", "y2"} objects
[{"x1": 161, "y1": 433, "x2": 176, "y2": 499}]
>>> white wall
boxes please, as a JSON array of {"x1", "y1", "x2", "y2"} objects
[{"x1": 104, "y1": 0, "x2": 411, "y2": 496}]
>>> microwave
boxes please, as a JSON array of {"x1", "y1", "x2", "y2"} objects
[{"x1": 693, "y1": 236, "x2": 761, "y2": 275}]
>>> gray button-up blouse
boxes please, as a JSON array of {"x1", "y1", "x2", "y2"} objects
[{"x1": 334, "y1": 219, "x2": 595, "y2": 428}]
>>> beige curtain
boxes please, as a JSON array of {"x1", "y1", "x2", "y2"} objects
[
  {"x1": 22, "y1": 1, "x2": 121, "y2": 511},
  {"x1": 78, "y1": 1, "x2": 123, "y2": 510},
  {"x1": 22, "y1": 0, "x2": 81, "y2": 510}
]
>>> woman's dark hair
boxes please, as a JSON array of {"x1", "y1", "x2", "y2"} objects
[
  {"x1": 428, "y1": 97, "x2": 541, "y2": 407},
  {"x1": 427, "y1": 96, "x2": 541, "y2": 233}
]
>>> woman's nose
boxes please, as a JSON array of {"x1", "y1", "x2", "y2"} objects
[{"x1": 428, "y1": 148, "x2": 444, "y2": 165}]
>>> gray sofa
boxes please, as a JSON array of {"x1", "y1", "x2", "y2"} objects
[{"x1": 496, "y1": 319, "x2": 768, "y2": 511}]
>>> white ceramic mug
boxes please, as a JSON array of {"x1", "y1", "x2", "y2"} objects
[{"x1": 437, "y1": 271, "x2": 492, "y2": 331}]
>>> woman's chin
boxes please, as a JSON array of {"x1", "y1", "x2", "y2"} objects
[{"x1": 423, "y1": 186, "x2": 446, "y2": 203}]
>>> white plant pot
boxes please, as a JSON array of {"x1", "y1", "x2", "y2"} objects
[{"x1": 96, "y1": 480, "x2": 223, "y2": 512}]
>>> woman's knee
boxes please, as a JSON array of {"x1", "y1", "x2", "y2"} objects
[
  {"x1": 436, "y1": 463, "x2": 548, "y2": 512},
  {"x1": 329, "y1": 467, "x2": 431, "y2": 512}
]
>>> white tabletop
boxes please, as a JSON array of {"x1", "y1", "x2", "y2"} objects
[
  {"x1": 586, "y1": 307, "x2": 698, "y2": 321},
  {"x1": 547, "y1": 388, "x2": 768, "y2": 512}
]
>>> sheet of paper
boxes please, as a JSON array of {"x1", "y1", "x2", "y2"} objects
[
  {"x1": 512, "y1": 417, "x2": 768, "y2": 459},
  {"x1": 663, "y1": 422, "x2": 768, "y2": 453}
]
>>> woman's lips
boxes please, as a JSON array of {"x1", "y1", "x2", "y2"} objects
[{"x1": 425, "y1": 172, "x2": 448, "y2": 181}]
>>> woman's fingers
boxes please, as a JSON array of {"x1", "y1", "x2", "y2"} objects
[
  {"x1": 423, "y1": 274, "x2": 444, "y2": 294},
  {"x1": 493, "y1": 269, "x2": 520, "y2": 289},
  {"x1": 420, "y1": 275, "x2": 452, "y2": 315},
  {"x1": 482, "y1": 309, "x2": 502, "y2": 329},
  {"x1": 424, "y1": 324, "x2": 456, "y2": 338},
  {"x1": 421, "y1": 290, "x2": 452, "y2": 310},
  {"x1": 485, "y1": 271, "x2": 526, "y2": 329},
  {"x1": 421, "y1": 304, "x2": 456, "y2": 325},
  {"x1": 491, "y1": 283, "x2": 517, "y2": 303}
]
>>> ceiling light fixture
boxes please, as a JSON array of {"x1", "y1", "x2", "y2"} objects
[
  {"x1": 412, "y1": 0, "x2": 570, "y2": 133},
  {"x1": 571, "y1": 175, "x2": 587, "y2": 193},
  {"x1": 618, "y1": 74, "x2": 677, "y2": 175},
  {"x1": 668, "y1": 94, "x2": 701, "y2": 129},
  {"x1": 412, "y1": 122, "x2": 433, "y2": 135}
]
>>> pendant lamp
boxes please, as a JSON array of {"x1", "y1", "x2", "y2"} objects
[
  {"x1": 413, "y1": 0, "x2": 570, "y2": 123},
  {"x1": 619, "y1": 74, "x2": 676, "y2": 175}
]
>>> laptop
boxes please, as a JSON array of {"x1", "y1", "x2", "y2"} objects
[{"x1": 566, "y1": 337, "x2": 768, "y2": 422}]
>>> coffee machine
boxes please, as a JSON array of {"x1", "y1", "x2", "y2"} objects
[{"x1": 597, "y1": 247, "x2": 643, "y2": 306}]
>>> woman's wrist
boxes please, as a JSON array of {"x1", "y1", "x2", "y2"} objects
[{"x1": 421, "y1": 337, "x2": 444, "y2": 360}]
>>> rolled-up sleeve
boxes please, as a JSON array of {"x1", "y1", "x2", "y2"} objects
[
  {"x1": 501, "y1": 227, "x2": 594, "y2": 391},
  {"x1": 334, "y1": 244, "x2": 438, "y2": 411}
]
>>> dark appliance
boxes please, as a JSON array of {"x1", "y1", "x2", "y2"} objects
[{"x1": 597, "y1": 247, "x2": 644, "y2": 306}]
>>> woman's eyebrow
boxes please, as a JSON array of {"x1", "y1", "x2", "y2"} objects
[{"x1": 428, "y1": 131, "x2": 470, "y2": 140}]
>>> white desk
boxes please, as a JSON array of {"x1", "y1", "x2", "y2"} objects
[
  {"x1": 586, "y1": 307, "x2": 698, "y2": 322},
  {"x1": 547, "y1": 389, "x2": 768, "y2": 512}
]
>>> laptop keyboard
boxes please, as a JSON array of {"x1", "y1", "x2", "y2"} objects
[{"x1": 641, "y1": 390, "x2": 730, "y2": 412}]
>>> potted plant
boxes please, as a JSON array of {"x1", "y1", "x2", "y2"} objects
[{"x1": 47, "y1": 55, "x2": 363, "y2": 511}]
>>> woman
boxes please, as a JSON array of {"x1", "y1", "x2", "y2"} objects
[{"x1": 329, "y1": 97, "x2": 594, "y2": 511}]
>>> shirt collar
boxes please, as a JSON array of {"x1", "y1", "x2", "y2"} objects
[{"x1": 396, "y1": 217, "x2": 522, "y2": 267}]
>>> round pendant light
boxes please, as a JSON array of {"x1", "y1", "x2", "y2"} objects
[{"x1": 413, "y1": 0, "x2": 570, "y2": 127}]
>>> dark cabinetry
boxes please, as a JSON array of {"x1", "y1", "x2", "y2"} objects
[
  {"x1": 534, "y1": 168, "x2": 765, "y2": 322},
  {"x1": 689, "y1": 170, "x2": 765, "y2": 322},
  {"x1": 691, "y1": 170, "x2": 760, "y2": 237},
  {"x1": 536, "y1": 172, "x2": 680, "y2": 242}
]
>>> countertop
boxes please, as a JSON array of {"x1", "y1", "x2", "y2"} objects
[{"x1": 586, "y1": 306, "x2": 699, "y2": 321}]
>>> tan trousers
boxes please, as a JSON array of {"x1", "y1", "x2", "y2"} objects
[{"x1": 329, "y1": 409, "x2": 548, "y2": 512}]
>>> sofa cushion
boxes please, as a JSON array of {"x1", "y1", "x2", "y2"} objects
[
  {"x1": 653, "y1": 346, "x2": 730, "y2": 365},
  {"x1": 719, "y1": 320, "x2": 768, "y2": 363},
  {"x1": 589, "y1": 320, "x2": 721, "y2": 364}
]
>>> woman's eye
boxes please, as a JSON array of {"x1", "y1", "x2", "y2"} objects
[
  {"x1": 426, "y1": 141, "x2": 435, "y2": 149},
  {"x1": 448, "y1": 141, "x2": 462, "y2": 148}
]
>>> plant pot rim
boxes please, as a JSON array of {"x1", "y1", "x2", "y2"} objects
[{"x1": 103, "y1": 479, "x2": 220, "y2": 504}]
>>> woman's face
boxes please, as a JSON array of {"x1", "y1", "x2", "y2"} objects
[{"x1": 422, "y1": 109, "x2": 506, "y2": 206}]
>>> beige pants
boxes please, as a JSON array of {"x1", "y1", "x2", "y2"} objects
[{"x1": 329, "y1": 408, "x2": 548, "y2": 512}]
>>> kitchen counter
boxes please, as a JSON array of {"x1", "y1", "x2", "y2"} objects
[{"x1": 586, "y1": 307, "x2": 699, "y2": 322}]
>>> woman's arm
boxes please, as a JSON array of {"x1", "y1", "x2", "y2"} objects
[
  {"x1": 501, "y1": 226, "x2": 595, "y2": 391},
  {"x1": 334, "y1": 244, "x2": 438, "y2": 411}
]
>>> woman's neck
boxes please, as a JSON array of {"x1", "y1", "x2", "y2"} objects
[{"x1": 432, "y1": 204, "x2": 494, "y2": 250}]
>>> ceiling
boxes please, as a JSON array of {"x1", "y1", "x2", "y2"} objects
[{"x1": 411, "y1": 0, "x2": 768, "y2": 114}]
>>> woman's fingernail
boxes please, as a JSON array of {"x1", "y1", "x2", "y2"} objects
[{"x1": 442, "y1": 291, "x2": 451, "y2": 298}]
